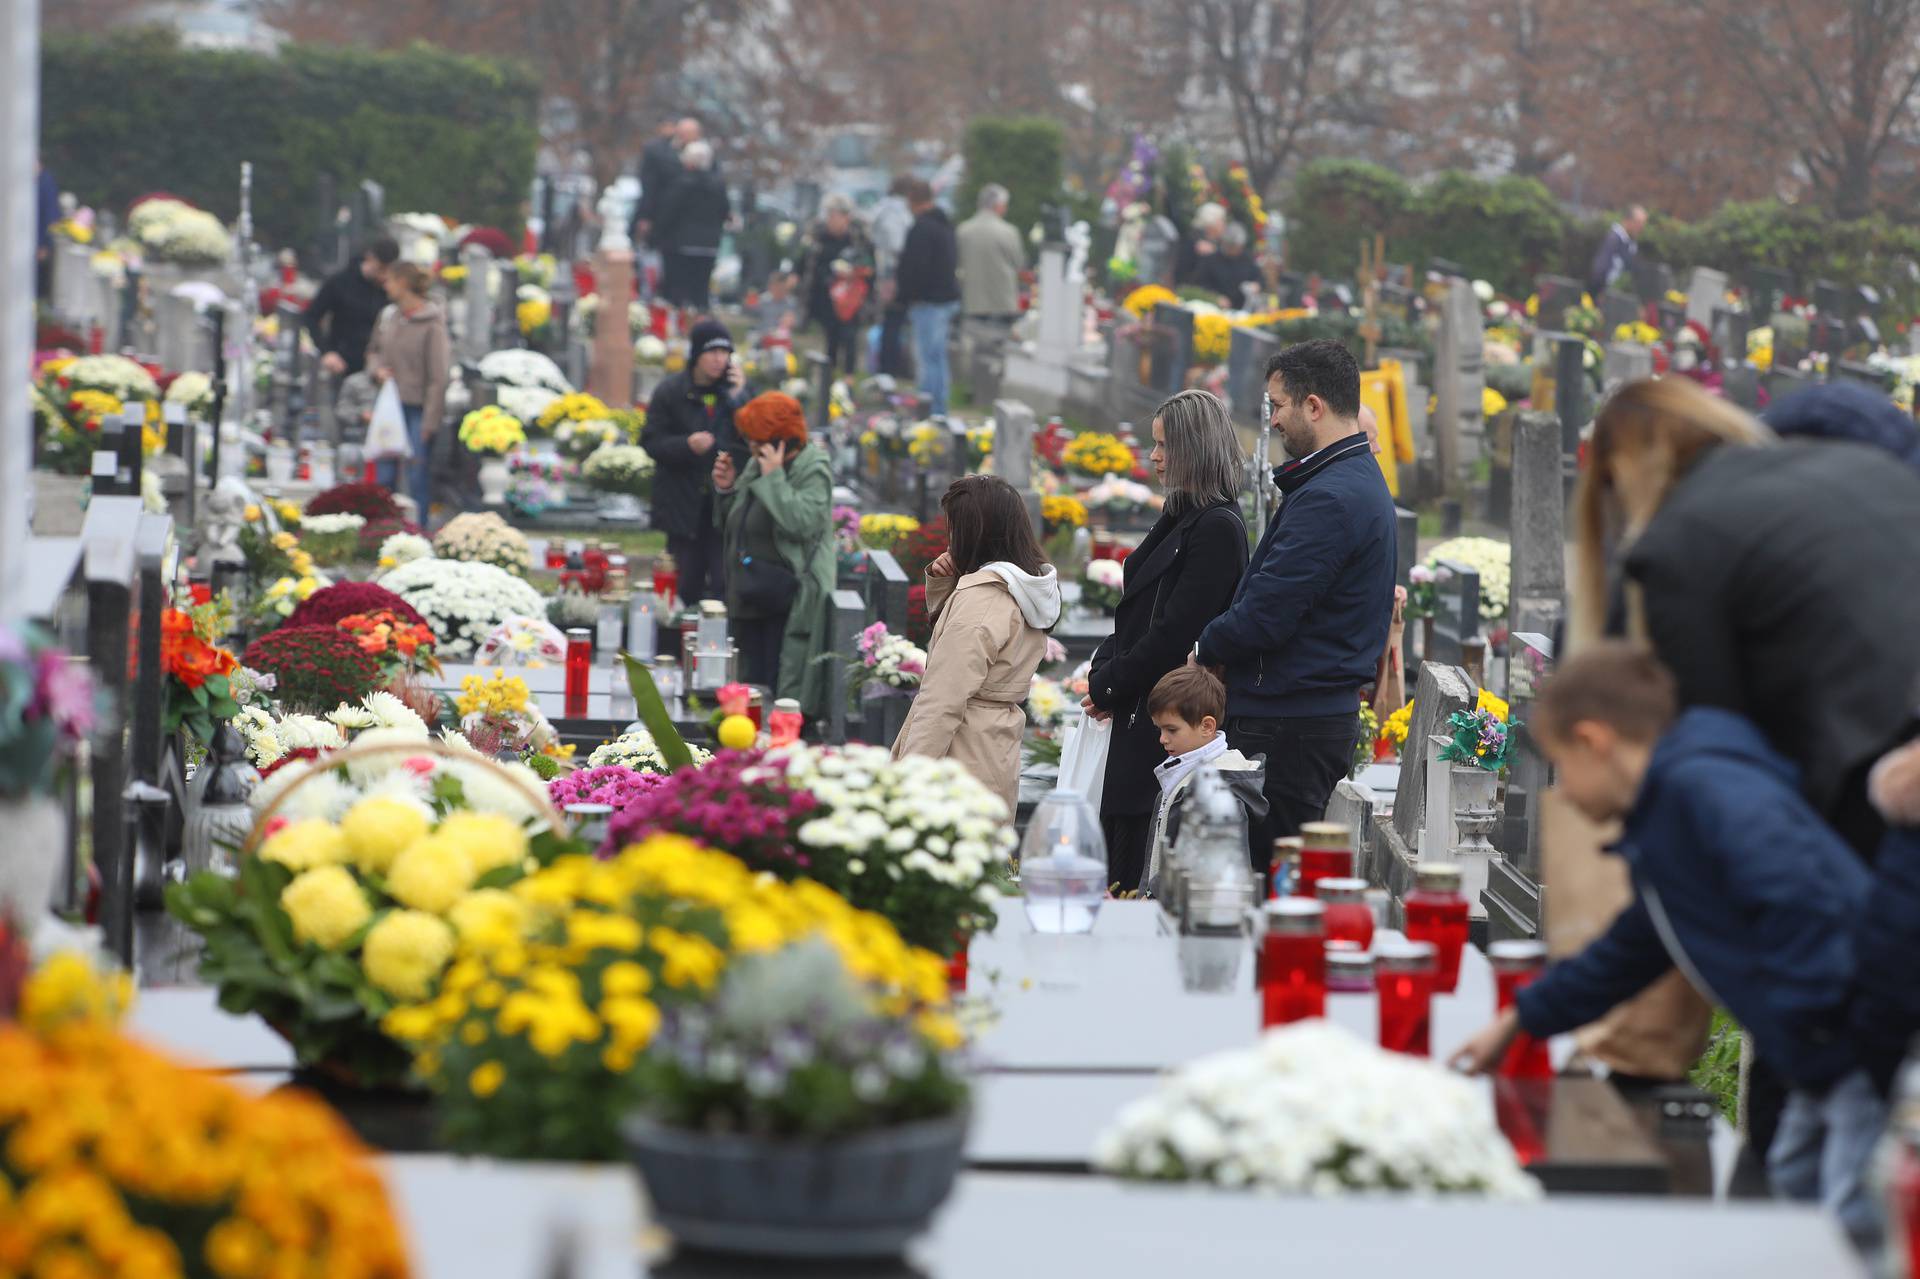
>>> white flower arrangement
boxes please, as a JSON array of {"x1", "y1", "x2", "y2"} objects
[
  {"x1": 1471, "y1": 279, "x2": 1496, "y2": 304},
  {"x1": 634, "y1": 334, "x2": 669, "y2": 365},
  {"x1": 129, "y1": 198, "x2": 231, "y2": 267},
  {"x1": 1425, "y1": 536, "x2": 1511, "y2": 620},
  {"x1": 1081, "y1": 476, "x2": 1160, "y2": 512},
  {"x1": 377, "y1": 532, "x2": 433, "y2": 570},
  {"x1": 326, "y1": 690, "x2": 430, "y2": 739},
  {"x1": 299, "y1": 513, "x2": 367, "y2": 537},
  {"x1": 381, "y1": 557, "x2": 548, "y2": 659},
  {"x1": 516, "y1": 283, "x2": 550, "y2": 304},
  {"x1": 164, "y1": 371, "x2": 215, "y2": 420},
  {"x1": 62, "y1": 354, "x2": 160, "y2": 402},
  {"x1": 1094, "y1": 1021, "x2": 1541, "y2": 1199},
  {"x1": 1026, "y1": 675, "x2": 1068, "y2": 728},
  {"x1": 772, "y1": 744, "x2": 1015, "y2": 896},
  {"x1": 231, "y1": 707, "x2": 348, "y2": 771},
  {"x1": 431, "y1": 511, "x2": 533, "y2": 576},
  {"x1": 474, "y1": 616, "x2": 569, "y2": 668},
  {"x1": 581, "y1": 444, "x2": 655, "y2": 497},
  {"x1": 478, "y1": 349, "x2": 571, "y2": 393},
  {"x1": 1086, "y1": 559, "x2": 1124, "y2": 590},
  {"x1": 249, "y1": 737, "x2": 546, "y2": 828},
  {"x1": 495, "y1": 383, "x2": 562, "y2": 426},
  {"x1": 854, "y1": 621, "x2": 925, "y2": 690},
  {"x1": 389, "y1": 212, "x2": 455, "y2": 245},
  {"x1": 555, "y1": 418, "x2": 627, "y2": 460},
  {"x1": 587, "y1": 729, "x2": 711, "y2": 773}
]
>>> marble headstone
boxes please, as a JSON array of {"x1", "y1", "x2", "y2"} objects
[
  {"x1": 1685, "y1": 267, "x2": 1729, "y2": 329},
  {"x1": 1391, "y1": 663, "x2": 1476, "y2": 847},
  {"x1": 1508, "y1": 411, "x2": 1566, "y2": 637}
]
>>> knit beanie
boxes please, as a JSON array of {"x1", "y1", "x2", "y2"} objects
[{"x1": 688, "y1": 318, "x2": 734, "y2": 360}]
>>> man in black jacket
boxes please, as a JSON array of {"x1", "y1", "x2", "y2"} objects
[
  {"x1": 656, "y1": 140, "x2": 731, "y2": 313},
  {"x1": 1196, "y1": 340, "x2": 1396, "y2": 873},
  {"x1": 303, "y1": 235, "x2": 398, "y2": 378},
  {"x1": 630, "y1": 118, "x2": 682, "y2": 247},
  {"x1": 641, "y1": 318, "x2": 748, "y2": 609},
  {"x1": 895, "y1": 178, "x2": 960, "y2": 419}
]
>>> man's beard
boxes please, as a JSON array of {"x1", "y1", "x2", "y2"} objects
[{"x1": 1277, "y1": 413, "x2": 1317, "y2": 461}]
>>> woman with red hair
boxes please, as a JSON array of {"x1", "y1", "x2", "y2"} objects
[{"x1": 712, "y1": 392, "x2": 835, "y2": 714}]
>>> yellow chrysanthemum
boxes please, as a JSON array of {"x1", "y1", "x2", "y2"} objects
[
  {"x1": 279, "y1": 865, "x2": 372, "y2": 950},
  {"x1": 362, "y1": 909, "x2": 456, "y2": 1001},
  {"x1": 18, "y1": 951, "x2": 132, "y2": 1031},
  {"x1": 386, "y1": 835, "x2": 479, "y2": 915},
  {"x1": 435, "y1": 811, "x2": 530, "y2": 877},
  {"x1": 448, "y1": 889, "x2": 530, "y2": 946},
  {"x1": 338, "y1": 795, "x2": 432, "y2": 875},
  {"x1": 258, "y1": 819, "x2": 350, "y2": 872}
]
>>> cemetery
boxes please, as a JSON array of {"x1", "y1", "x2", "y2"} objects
[{"x1": 13, "y1": 12, "x2": 1920, "y2": 1279}]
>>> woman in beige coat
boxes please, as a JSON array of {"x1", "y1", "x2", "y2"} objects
[{"x1": 892, "y1": 475, "x2": 1062, "y2": 815}]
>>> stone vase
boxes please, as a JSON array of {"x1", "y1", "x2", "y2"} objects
[
  {"x1": 478, "y1": 456, "x2": 511, "y2": 505},
  {"x1": 0, "y1": 797, "x2": 67, "y2": 926}
]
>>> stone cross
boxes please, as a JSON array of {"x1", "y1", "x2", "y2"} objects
[{"x1": 1508, "y1": 411, "x2": 1566, "y2": 638}]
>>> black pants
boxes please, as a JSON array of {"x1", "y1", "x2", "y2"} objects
[
  {"x1": 1226, "y1": 711, "x2": 1358, "y2": 878},
  {"x1": 823, "y1": 314, "x2": 860, "y2": 375},
  {"x1": 665, "y1": 531, "x2": 723, "y2": 610},
  {"x1": 1101, "y1": 810, "x2": 1155, "y2": 896},
  {"x1": 735, "y1": 614, "x2": 786, "y2": 691}
]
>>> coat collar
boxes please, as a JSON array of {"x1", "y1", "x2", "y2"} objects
[
  {"x1": 1274, "y1": 432, "x2": 1370, "y2": 495},
  {"x1": 1121, "y1": 501, "x2": 1225, "y2": 601}
]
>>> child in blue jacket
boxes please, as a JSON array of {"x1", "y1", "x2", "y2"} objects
[{"x1": 1454, "y1": 643, "x2": 1883, "y2": 1246}]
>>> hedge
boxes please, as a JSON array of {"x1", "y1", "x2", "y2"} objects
[
  {"x1": 959, "y1": 116, "x2": 1065, "y2": 239},
  {"x1": 42, "y1": 30, "x2": 539, "y2": 259},
  {"x1": 1283, "y1": 159, "x2": 1920, "y2": 318}
]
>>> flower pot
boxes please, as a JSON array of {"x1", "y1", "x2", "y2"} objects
[
  {"x1": 621, "y1": 1111, "x2": 969, "y2": 1260},
  {"x1": 281, "y1": 1072, "x2": 439, "y2": 1153},
  {"x1": 1449, "y1": 763, "x2": 1501, "y2": 858},
  {"x1": 0, "y1": 796, "x2": 67, "y2": 924},
  {"x1": 478, "y1": 455, "x2": 511, "y2": 505}
]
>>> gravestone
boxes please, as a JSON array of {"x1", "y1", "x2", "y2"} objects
[
  {"x1": 1770, "y1": 312, "x2": 1810, "y2": 370},
  {"x1": 993, "y1": 398, "x2": 1044, "y2": 536},
  {"x1": 1486, "y1": 631, "x2": 1554, "y2": 940},
  {"x1": 1711, "y1": 307, "x2": 1750, "y2": 362},
  {"x1": 1427, "y1": 560, "x2": 1481, "y2": 667},
  {"x1": 1395, "y1": 506, "x2": 1418, "y2": 671},
  {"x1": 460, "y1": 244, "x2": 494, "y2": 363},
  {"x1": 864, "y1": 548, "x2": 911, "y2": 637},
  {"x1": 1032, "y1": 243, "x2": 1083, "y2": 365},
  {"x1": 588, "y1": 220, "x2": 636, "y2": 408},
  {"x1": 1485, "y1": 409, "x2": 1516, "y2": 528},
  {"x1": 1148, "y1": 303, "x2": 1194, "y2": 395},
  {"x1": 1383, "y1": 664, "x2": 1477, "y2": 899},
  {"x1": 1600, "y1": 291, "x2": 1640, "y2": 335},
  {"x1": 1629, "y1": 258, "x2": 1673, "y2": 305},
  {"x1": 1135, "y1": 215, "x2": 1179, "y2": 287},
  {"x1": 1227, "y1": 326, "x2": 1277, "y2": 425},
  {"x1": 826, "y1": 588, "x2": 868, "y2": 745},
  {"x1": 1544, "y1": 333, "x2": 1592, "y2": 459},
  {"x1": 1765, "y1": 368, "x2": 1812, "y2": 402},
  {"x1": 1431, "y1": 277, "x2": 1486, "y2": 492},
  {"x1": 1747, "y1": 267, "x2": 1791, "y2": 321},
  {"x1": 1603, "y1": 341, "x2": 1653, "y2": 393},
  {"x1": 1534, "y1": 275, "x2": 1582, "y2": 329},
  {"x1": 1684, "y1": 267, "x2": 1728, "y2": 329},
  {"x1": 1325, "y1": 780, "x2": 1378, "y2": 882},
  {"x1": 1509, "y1": 412, "x2": 1565, "y2": 638},
  {"x1": 1420, "y1": 737, "x2": 1457, "y2": 863},
  {"x1": 1723, "y1": 367, "x2": 1760, "y2": 411}
]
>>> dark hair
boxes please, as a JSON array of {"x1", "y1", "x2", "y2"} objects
[
  {"x1": 889, "y1": 174, "x2": 915, "y2": 197},
  {"x1": 1535, "y1": 641, "x2": 1677, "y2": 745},
  {"x1": 901, "y1": 177, "x2": 934, "y2": 206},
  {"x1": 365, "y1": 236, "x2": 400, "y2": 266},
  {"x1": 1148, "y1": 665, "x2": 1225, "y2": 728},
  {"x1": 942, "y1": 474, "x2": 1046, "y2": 577},
  {"x1": 1264, "y1": 339, "x2": 1360, "y2": 419}
]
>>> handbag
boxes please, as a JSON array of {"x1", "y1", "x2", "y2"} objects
[
  {"x1": 366, "y1": 379, "x2": 412, "y2": 461},
  {"x1": 733, "y1": 489, "x2": 800, "y2": 614},
  {"x1": 830, "y1": 270, "x2": 871, "y2": 323}
]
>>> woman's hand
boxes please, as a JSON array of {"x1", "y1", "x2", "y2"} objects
[
  {"x1": 1080, "y1": 695, "x2": 1111, "y2": 722},
  {"x1": 753, "y1": 441, "x2": 786, "y2": 473},
  {"x1": 927, "y1": 551, "x2": 956, "y2": 578},
  {"x1": 711, "y1": 452, "x2": 736, "y2": 492},
  {"x1": 1871, "y1": 739, "x2": 1920, "y2": 826},
  {"x1": 372, "y1": 366, "x2": 391, "y2": 384}
]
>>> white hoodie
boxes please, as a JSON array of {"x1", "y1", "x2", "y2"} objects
[{"x1": 978, "y1": 561, "x2": 1063, "y2": 630}]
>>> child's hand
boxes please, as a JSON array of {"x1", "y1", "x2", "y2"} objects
[
  {"x1": 1448, "y1": 1008, "x2": 1521, "y2": 1076},
  {"x1": 1870, "y1": 739, "x2": 1920, "y2": 826}
]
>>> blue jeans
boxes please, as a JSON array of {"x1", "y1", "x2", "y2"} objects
[
  {"x1": 375, "y1": 404, "x2": 432, "y2": 523},
  {"x1": 1768, "y1": 1069, "x2": 1889, "y2": 1250},
  {"x1": 909, "y1": 301, "x2": 958, "y2": 418}
]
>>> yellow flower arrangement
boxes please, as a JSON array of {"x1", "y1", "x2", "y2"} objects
[
  {"x1": 1122, "y1": 283, "x2": 1179, "y2": 319},
  {"x1": 52, "y1": 217, "x2": 94, "y2": 244},
  {"x1": 906, "y1": 420, "x2": 947, "y2": 466},
  {"x1": 517, "y1": 298, "x2": 553, "y2": 335},
  {"x1": 282, "y1": 864, "x2": 374, "y2": 949},
  {"x1": 458, "y1": 405, "x2": 526, "y2": 456},
  {"x1": 1383, "y1": 689, "x2": 1507, "y2": 756},
  {"x1": 441, "y1": 264, "x2": 468, "y2": 284},
  {"x1": 340, "y1": 794, "x2": 432, "y2": 875},
  {"x1": 1041, "y1": 494, "x2": 1088, "y2": 533},
  {"x1": 858, "y1": 512, "x2": 920, "y2": 549},
  {"x1": 535, "y1": 391, "x2": 613, "y2": 432},
  {"x1": 363, "y1": 909, "x2": 458, "y2": 1000},
  {"x1": 1193, "y1": 312, "x2": 1233, "y2": 364},
  {"x1": 67, "y1": 388, "x2": 122, "y2": 424},
  {"x1": 382, "y1": 834, "x2": 955, "y2": 1160},
  {"x1": 0, "y1": 953, "x2": 411, "y2": 1279},
  {"x1": 1614, "y1": 320, "x2": 1662, "y2": 345},
  {"x1": 1665, "y1": 289, "x2": 1688, "y2": 306},
  {"x1": 1062, "y1": 431, "x2": 1136, "y2": 478},
  {"x1": 456, "y1": 669, "x2": 531, "y2": 719},
  {"x1": 1482, "y1": 386, "x2": 1509, "y2": 418}
]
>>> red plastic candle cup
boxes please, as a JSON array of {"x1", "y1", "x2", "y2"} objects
[
  {"x1": 947, "y1": 938, "x2": 969, "y2": 994},
  {"x1": 1259, "y1": 898, "x2": 1326, "y2": 1028},
  {"x1": 564, "y1": 628, "x2": 592, "y2": 718},
  {"x1": 1375, "y1": 939, "x2": 1437, "y2": 1056},
  {"x1": 1295, "y1": 822, "x2": 1353, "y2": 901},
  {"x1": 769, "y1": 698, "x2": 803, "y2": 748},
  {"x1": 1489, "y1": 939, "x2": 1555, "y2": 1079},
  {"x1": 1891, "y1": 1129, "x2": 1920, "y2": 1279},
  {"x1": 746, "y1": 689, "x2": 764, "y2": 731},
  {"x1": 1404, "y1": 861, "x2": 1471, "y2": 993},
  {"x1": 1314, "y1": 877, "x2": 1375, "y2": 949},
  {"x1": 1268, "y1": 836, "x2": 1302, "y2": 900},
  {"x1": 546, "y1": 542, "x2": 568, "y2": 570}
]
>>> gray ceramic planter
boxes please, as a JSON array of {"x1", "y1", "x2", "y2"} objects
[{"x1": 621, "y1": 1110, "x2": 969, "y2": 1259}]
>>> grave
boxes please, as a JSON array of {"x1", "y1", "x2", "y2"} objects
[
  {"x1": 1486, "y1": 631, "x2": 1553, "y2": 941},
  {"x1": 1426, "y1": 559, "x2": 1481, "y2": 668},
  {"x1": 1533, "y1": 275, "x2": 1582, "y2": 329},
  {"x1": 1508, "y1": 410, "x2": 1566, "y2": 639},
  {"x1": 459, "y1": 244, "x2": 493, "y2": 364},
  {"x1": 992, "y1": 398, "x2": 1044, "y2": 536},
  {"x1": 1599, "y1": 291, "x2": 1640, "y2": 335},
  {"x1": 1603, "y1": 341, "x2": 1653, "y2": 394},
  {"x1": 588, "y1": 192, "x2": 637, "y2": 408},
  {"x1": 1147, "y1": 303, "x2": 1195, "y2": 397},
  {"x1": 1746, "y1": 266, "x2": 1791, "y2": 321},
  {"x1": 1000, "y1": 239, "x2": 1108, "y2": 417},
  {"x1": 1683, "y1": 267, "x2": 1728, "y2": 329},
  {"x1": 1373, "y1": 662, "x2": 1477, "y2": 901},
  {"x1": 1430, "y1": 277, "x2": 1485, "y2": 493}
]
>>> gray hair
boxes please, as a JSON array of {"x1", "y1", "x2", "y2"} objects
[
  {"x1": 1195, "y1": 202, "x2": 1227, "y2": 232},
  {"x1": 1221, "y1": 222, "x2": 1249, "y2": 251},
  {"x1": 681, "y1": 140, "x2": 713, "y2": 171},
  {"x1": 1154, "y1": 389, "x2": 1245, "y2": 513},
  {"x1": 978, "y1": 183, "x2": 1010, "y2": 213},
  {"x1": 822, "y1": 193, "x2": 854, "y2": 218}
]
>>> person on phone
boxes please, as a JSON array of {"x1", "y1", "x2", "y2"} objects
[
  {"x1": 892, "y1": 476, "x2": 1062, "y2": 814},
  {"x1": 711, "y1": 392, "x2": 834, "y2": 711},
  {"x1": 363, "y1": 262, "x2": 449, "y2": 523},
  {"x1": 641, "y1": 318, "x2": 749, "y2": 608}
]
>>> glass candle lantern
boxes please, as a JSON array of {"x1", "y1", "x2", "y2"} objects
[
  {"x1": 1296, "y1": 822, "x2": 1353, "y2": 900},
  {"x1": 1259, "y1": 898, "x2": 1327, "y2": 1028},
  {"x1": 1314, "y1": 877, "x2": 1374, "y2": 949},
  {"x1": 564, "y1": 802, "x2": 614, "y2": 851},
  {"x1": 652, "y1": 654, "x2": 683, "y2": 704},
  {"x1": 1404, "y1": 861, "x2": 1471, "y2": 993},
  {"x1": 1489, "y1": 940, "x2": 1555, "y2": 1079},
  {"x1": 652, "y1": 552, "x2": 679, "y2": 610},
  {"x1": 1375, "y1": 939, "x2": 1438, "y2": 1056},
  {"x1": 1269, "y1": 836, "x2": 1303, "y2": 900},
  {"x1": 1325, "y1": 941, "x2": 1375, "y2": 994},
  {"x1": 746, "y1": 688, "x2": 764, "y2": 731},
  {"x1": 545, "y1": 540, "x2": 568, "y2": 570},
  {"x1": 768, "y1": 698, "x2": 803, "y2": 748},
  {"x1": 564, "y1": 628, "x2": 592, "y2": 718}
]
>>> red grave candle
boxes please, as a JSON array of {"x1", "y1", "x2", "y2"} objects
[
  {"x1": 1295, "y1": 822, "x2": 1353, "y2": 901},
  {"x1": 1376, "y1": 940, "x2": 1437, "y2": 1056},
  {"x1": 1404, "y1": 861, "x2": 1471, "y2": 993},
  {"x1": 1891, "y1": 1130, "x2": 1920, "y2": 1279},
  {"x1": 1268, "y1": 836, "x2": 1302, "y2": 900},
  {"x1": 769, "y1": 698, "x2": 803, "y2": 748},
  {"x1": 1314, "y1": 877, "x2": 1374, "y2": 949},
  {"x1": 1489, "y1": 940, "x2": 1555, "y2": 1079},
  {"x1": 563, "y1": 628, "x2": 592, "y2": 718},
  {"x1": 1259, "y1": 898, "x2": 1326, "y2": 1029}
]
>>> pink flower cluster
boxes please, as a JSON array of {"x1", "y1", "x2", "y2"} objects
[
  {"x1": 548, "y1": 765, "x2": 668, "y2": 824},
  {"x1": 605, "y1": 749, "x2": 818, "y2": 873}
]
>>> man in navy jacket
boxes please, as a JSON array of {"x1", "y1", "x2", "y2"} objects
[
  {"x1": 1195, "y1": 339, "x2": 1395, "y2": 870},
  {"x1": 1455, "y1": 644, "x2": 1883, "y2": 1246}
]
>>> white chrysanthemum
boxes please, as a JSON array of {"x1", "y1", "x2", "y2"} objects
[
  {"x1": 377, "y1": 532, "x2": 433, "y2": 569},
  {"x1": 362, "y1": 690, "x2": 428, "y2": 735}
]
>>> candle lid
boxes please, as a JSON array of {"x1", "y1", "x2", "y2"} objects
[
  {"x1": 699, "y1": 598, "x2": 727, "y2": 615},
  {"x1": 1326, "y1": 946, "x2": 1374, "y2": 979},
  {"x1": 773, "y1": 698, "x2": 801, "y2": 712},
  {"x1": 563, "y1": 802, "x2": 614, "y2": 817},
  {"x1": 1374, "y1": 939, "x2": 1437, "y2": 973},
  {"x1": 1488, "y1": 939, "x2": 1549, "y2": 970},
  {"x1": 653, "y1": 655, "x2": 677, "y2": 667},
  {"x1": 565, "y1": 627, "x2": 592, "y2": 640},
  {"x1": 1261, "y1": 897, "x2": 1325, "y2": 933},
  {"x1": 1270, "y1": 835, "x2": 1304, "y2": 857},
  {"x1": 1314, "y1": 877, "x2": 1369, "y2": 903},
  {"x1": 1298, "y1": 821, "x2": 1350, "y2": 850},
  {"x1": 1414, "y1": 862, "x2": 1463, "y2": 892}
]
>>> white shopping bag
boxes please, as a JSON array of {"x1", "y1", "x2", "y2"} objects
[
  {"x1": 366, "y1": 380, "x2": 412, "y2": 460},
  {"x1": 1055, "y1": 713, "x2": 1111, "y2": 813}
]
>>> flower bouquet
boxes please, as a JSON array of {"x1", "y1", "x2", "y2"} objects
[
  {"x1": 850, "y1": 620, "x2": 926, "y2": 696},
  {"x1": 1062, "y1": 432, "x2": 1137, "y2": 480},
  {"x1": 604, "y1": 747, "x2": 816, "y2": 868},
  {"x1": 1082, "y1": 559, "x2": 1124, "y2": 613},
  {"x1": 0, "y1": 950, "x2": 412, "y2": 1279},
  {"x1": 128, "y1": 196, "x2": 232, "y2": 267},
  {"x1": 458, "y1": 404, "x2": 526, "y2": 456},
  {"x1": 1424, "y1": 536, "x2": 1512, "y2": 622},
  {"x1": 587, "y1": 728, "x2": 711, "y2": 774},
  {"x1": 0, "y1": 623, "x2": 96, "y2": 850},
  {"x1": 534, "y1": 390, "x2": 614, "y2": 439},
  {"x1": 1094, "y1": 1021, "x2": 1539, "y2": 1198},
  {"x1": 858, "y1": 512, "x2": 920, "y2": 559},
  {"x1": 1438, "y1": 707, "x2": 1516, "y2": 774},
  {"x1": 380, "y1": 835, "x2": 954, "y2": 1162},
  {"x1": 964, "y1": 421, "x2": 994, "y2": 471},
  {"x1": 432, "y1": 510, "x2": 533, "y2": 576},
  {"x1": 548, "y1": 764, "x2": 668, "y2": 832},
  {"x1": 1081, "y1": 475, "x2": 1162, "y2": 518},
  {"x1": 308, "y1": 480, "x2": 404, "y2": 524},
  {"x1": 635, "y1": 333, "x2": 670, "y2": 367},
  {"x1": 1041, "y1": 494, "x2": 1088, "y2": 535},
  {"x1": 582, "y1": 443, "x2": 656, "y2": 500},
  {"x1": 299, "y1": 512, "x2": 368, "y2": 566},
  {"x1": 160, "y1": 605, "x2": 239, "y2": 743},
  {"x1": 507, "y1": 453, "x2": 575, "y2": 518},
  {"x1": 250, "y1": 569, "x2": 333, "y2": 626},
  {"x1": 163, "y1": 368, "x2": 215, "y2": 420},
  {"x1": 165, "y1": 739, "x2": 576, "y2": 1085},
  {"x1": 382, "y1": 556, "x2": 547, "y2": 659},
  {"x1": 858, "y1": 413, "x2": 908, "y2": 461},
  {"x1": 454, "y1": 670, "x2": 568, "y2": 763},
  {"x1": 339, "y1": 609, "x2": 440, "y2": 679},
  {"x1": 475, "y1": 615, "x2": 569, "y2": 668}
]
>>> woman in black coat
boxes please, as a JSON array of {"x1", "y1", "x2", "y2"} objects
[
  {"x1": 1084, "y1": 390, "x2": 1249, "y2": 890},
  {"x1": 655, "y1": 140, "x2": 730, "y2": 312}
]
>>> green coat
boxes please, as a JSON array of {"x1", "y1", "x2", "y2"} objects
[{"x1": 715, "y1": 443, "x2": 837, "y2": 717}]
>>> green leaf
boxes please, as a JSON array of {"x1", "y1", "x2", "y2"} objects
[{"x1": 622, "y1": 652, "x2": 694, "y2": 771}]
